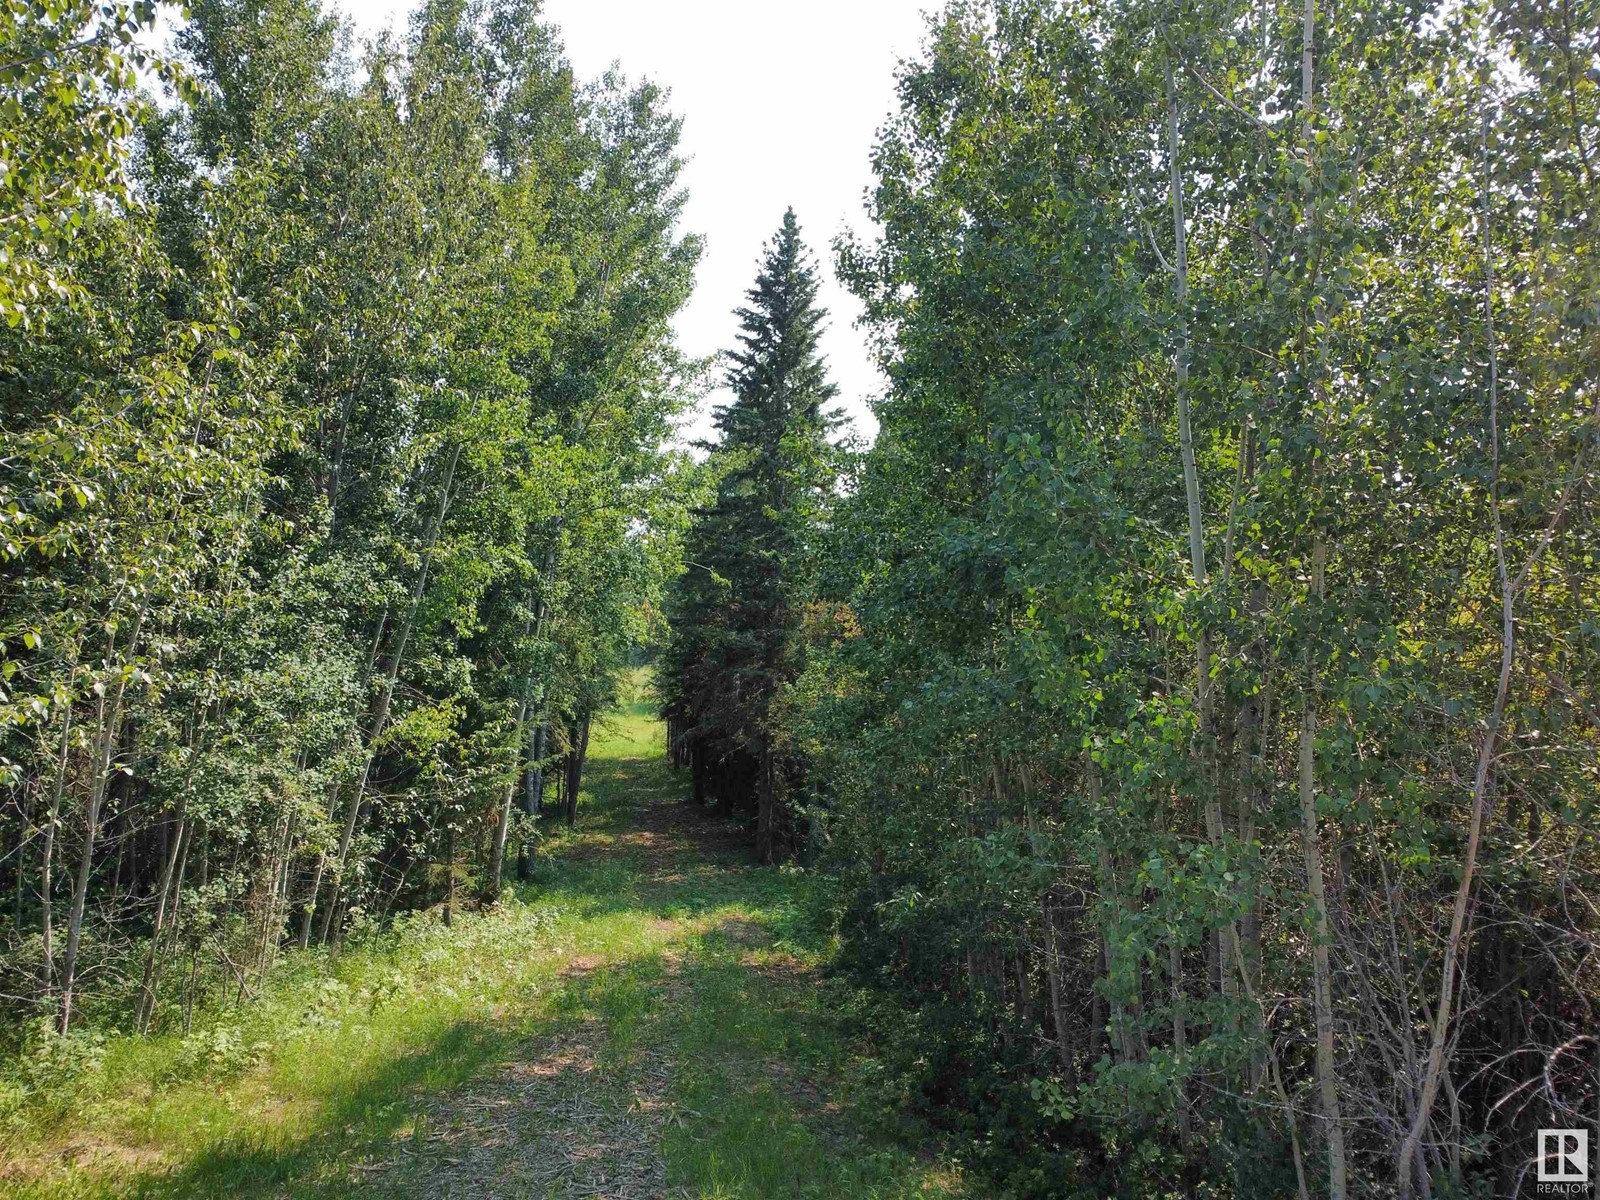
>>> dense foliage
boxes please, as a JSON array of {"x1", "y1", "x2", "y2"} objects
[
  {"x1": 0, "y1": 0, "x2": 699, "y2": 1056},
  {"x1": 660, "y1": 209, "x2": 840, "y2": 863},
  {"x1": 7, "y1": 0, "x2": 1598, "y2": 1194},
  {"x1": 792, "y1": 0, "x2": 1600, "y2": 1195}
]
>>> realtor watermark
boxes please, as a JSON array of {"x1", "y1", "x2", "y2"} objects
[{"x1": 1538, "y1": 1129, "x2": 1590, "y2": 1196}]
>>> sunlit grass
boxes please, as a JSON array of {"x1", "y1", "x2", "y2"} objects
[{"x1": 1, "y1": 693, "x2": 974, "y2": 1200}]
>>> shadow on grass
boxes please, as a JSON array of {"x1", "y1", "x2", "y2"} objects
[
  {"x1": 124, "y1": 958, "x2": 672, "y2": 1199},
  {"x1": 118, "y1": 1018, "x2": 516, "y2": 1199},
  {"x1": 98, "y1": 936, "x2": 825, "y2": 1199},
  {"x1": 16, "y1": 733, "x2": 958, "y2": 1200},
  {"x1": 534, "y1": 748, "x2": 821, "y2": 944}
]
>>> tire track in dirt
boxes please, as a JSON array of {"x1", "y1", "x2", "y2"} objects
[{"x1": 356, "y1": 760, "x2": 753, "y2": 1199}]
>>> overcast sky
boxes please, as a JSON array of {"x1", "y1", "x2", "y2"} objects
[{"x1": 330, "y1": 0, "x2": 936, "y2": 443}]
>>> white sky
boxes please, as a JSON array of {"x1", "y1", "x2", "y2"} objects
[{"x1": 330, "y1": 0, "x2": 936, "y2": 444}]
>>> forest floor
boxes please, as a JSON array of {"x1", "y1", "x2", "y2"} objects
[{"x1": 3, "y1": 696, "x2": 975, "y2": 1200}]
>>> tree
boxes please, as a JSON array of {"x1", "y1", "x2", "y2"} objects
[
  {"x1": 1, "y1": 0, "x2": 699, "y2": 1041},
  {"x1": 799, "y1": 0, "x2": 1600, "y2": 1194},
  {"x1": 663, "y1": 209, "x2": 839, "y2": 863}
]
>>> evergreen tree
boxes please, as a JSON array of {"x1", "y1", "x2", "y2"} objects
[{"x1": 663, "y1": 209, "x2": 838, "y2": 863}]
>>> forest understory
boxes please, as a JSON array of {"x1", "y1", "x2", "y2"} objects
[{"x1": 0, "y1": 699, "x2": 977, "y2": 1200}]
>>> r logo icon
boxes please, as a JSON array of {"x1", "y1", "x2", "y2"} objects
[{"x1": 1539, "y1": 1129, "x2": 1589, "y2": 1184}]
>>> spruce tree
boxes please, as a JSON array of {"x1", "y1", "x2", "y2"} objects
[{"x1": 664, "y1": 209, "x2": 838, "y2": 862}]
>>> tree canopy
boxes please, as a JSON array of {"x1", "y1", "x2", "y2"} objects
[
  {"x1": 1, "y1": 0, "x2": 699, "y2": 1037},
  {"x1": 790, "y1": 0, "x2": 1600, "y2": 1194}
]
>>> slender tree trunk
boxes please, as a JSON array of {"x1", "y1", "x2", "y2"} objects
[
  {"x1": 256, "y1": 811, "x2": 293, "y2": 985},
  {"x1": 561, "y1": 728, "x2": 573, "y2": 825},
  {"x1": 39, "y1": 705, "x2": 72, "y2": 994},
  {"x1": 1090, "y1": 758, "x2": 1137, "y2": 1067},
  {"x1": 60, "y1": 601, "x2": 147, "y2": 1033},
  {"x1": 518, "y1": 721, "x2": 547, "y2": 879},
  {"x1": 1087, "y1": 942, "x2": 1106, "y2": 1070},
  {"x1": 1023, "y1": 764, "x2": 1075, "y2": 1089},
  {"x1": 1165, "y1": 56, "x2": 1206, "y2": 601},
  {"x1": 1299, "y1": 540, "x2": 1348, "y2": 1199},
  {"x1": 1040, "y1": 894, "x2": 1075, "y2": 1088},
  {"x1": 1165, "y1": 50, "x2": 1236, "y2": 1019},
  {"x1": 1291, "y1": 3, "x2": 1348, "y2": 1193},
  {"x1": 132, "y1": 696, "x2": 221, "y2": 1030},
  {"x1": 320, "y1": 443, "x2": 461, "y2": 943},
  {"x1": 756, "y1": 741, "x2": 776, "y2": 865},
  {"x1": 513, "y1": 537, "x2": 556, "y2": 882},
  {"x1": 182, "y1": 939, "x2": 198, "y2": 1035},
  {"x1": 1397, "y1": 106, "x2": 1529, "y2": 1197},
  {"x1": 489, "y1": 602, "x2": 538, "y2": 896},
  {"x1": 12, "y1": 782, "x2": 27, "y2": 938},
  {"x1": 300, "y1": 850, "x2": 325, "y2": 950},
  {"x1": 1233, "y1": 432, "x2": 1267, "y2": 1085},
  {"x1": 529, "y1": 720, "x2": 547, "y2": 815},
  {"x1": 134, "y1": 804, "x2": 188, "y2": 1034},
  {"x1": 318, "y1": 757, "x2": 376, "y2": 945},
  {"x1": 442, "y1": 820, "x2": 454, "y2": 928},
  {"x1": 1168, "y1": 939, "x2": 1190, "y2": 1143},
  {"x1": 1240, "y1": 668, "x2": 1271, "y2": 1090},
  {"x1": 487, "y1": 691, "x2": 530, "y2": 898},
  {"x1": 563, "y1": 713, "x2": 590, "y2": 827}
]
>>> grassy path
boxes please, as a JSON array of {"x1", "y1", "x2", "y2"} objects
[{"x1": 4, "y1": 700, "x2": 974, "y2": 1200}]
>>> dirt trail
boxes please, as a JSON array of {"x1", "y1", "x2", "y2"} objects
[
  {"x1": 386, "y1": 1027, "x2": 673, "y2": 1199},
  {"x1": 360, "y1": 764, "x2": 793, "y2": 1199},
  {"x1": 296, "y1": 707, "x2": 973, "y2": 1200}
]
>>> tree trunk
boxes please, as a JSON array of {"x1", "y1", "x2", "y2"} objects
[
  {"x1": 1041, "y1": 894, "x2": 1075, "y2": 1088},
  {"x1": 512, "y1": 538, "x2": 556, "y2": 882},
  {"x1": 134, "y1": 805, "x2": 188, "y2": 1034},
  {"x1": 488, "y1": 689, "x2": 531, "y2": 898},
  {"x1": 518, "y1": 721, "x2": 546, "y2": 880},
  {"x1": 1089, "y1": 758, "x2": 1137, "y2": 1067},
  {"x1": 442, "y1": 820, "x2": 454, "y2": 928},
  {"x1": 1021, "y1": 763, "x2": 1075, "y2": 1088},
  {"x1": 1165, "y1": 50, "x2": 1236, "y2": 1018},
  {"x1": 11, "y1": 782, "x2": 27, "y2": 938},
  {"x1": 1164, "y1": 56, "x2": 1206, "y2": 600},
  {"x1": 39, "y1": 705, "x2": 72, "y2": 995},
  {"x1": 320, "y1": 442, "x2": 461, "y2": 943},
  {"x1": 563, "y1": 712, "x2": 590, "y2": 826},
  {"x1": 260, "y1": 814, "x2": 293, "y2": 986},
  {"x1": 59, "y1": 600, "x2": 148, "y2": 1033},
  {"x1": 1397, "y1": 106, "x2": 1548, "y2": 1197},
  {"x1": 1168, "y1": 939, "x2": 1190, "y2": 1144},
  {"x1": 1298, "y1": 537, "x2": 1347, "y2": 1200},
  {"x1": 299, "y1": 850, "x2": 325, "y2": 950},
  {"x1": 1292, "y1": 3, "x2": 1348, "y2": 1192},
  {"x1": 756, "y1": 741, "x2": 776, "y2": 864}
]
